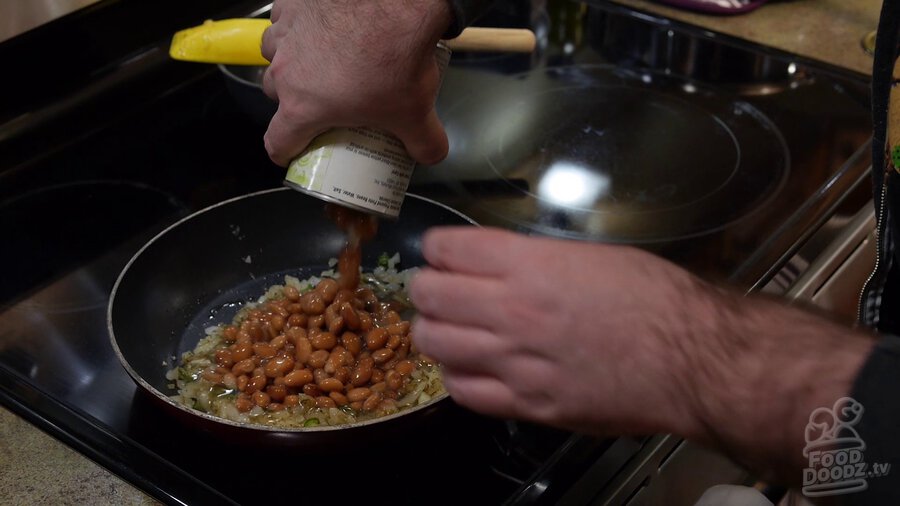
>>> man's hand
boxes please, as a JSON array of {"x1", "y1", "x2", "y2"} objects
[
  {"x1": 409, "y1": 227, "x2": 875, "y2": 482},
  {"x1": 260, "y1": 0, "x2": 453, "y2": 167}
]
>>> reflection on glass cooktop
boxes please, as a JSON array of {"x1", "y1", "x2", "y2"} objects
[{"x1": 426, "y1": 65, "x2": 789, "y2": 242}]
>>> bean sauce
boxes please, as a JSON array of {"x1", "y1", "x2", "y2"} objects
[{"x1": 325, "y1": 204, "x2": 378, "y2": 291}]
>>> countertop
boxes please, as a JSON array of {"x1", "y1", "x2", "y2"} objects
[
  {"x1": 0, "y1": 406, "x2": 159, "y2": 506},
  {"x1": 606, "y1": 0, "x2": 881, "y2": 77}
]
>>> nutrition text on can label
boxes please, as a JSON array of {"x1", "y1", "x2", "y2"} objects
[{"x1": 284, "y1": 126, "x2": 414, "y2": 216}]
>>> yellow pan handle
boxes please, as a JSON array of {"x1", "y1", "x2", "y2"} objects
[
  {"x1": 170, "y1": 18, "x2": 272, "y2": 66},
  {"x1": 169, "y1": 19, "x2": 537, "y2": 66}
]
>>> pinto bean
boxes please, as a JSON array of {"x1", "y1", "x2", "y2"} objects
[
  {"x1": 310, "y1": 332, "x2": 337, "y2": 351},
  {"x1": 246, "y1": 374, "x2": 267, "y2": 394},
  {"x1": 327, "y1": 316, "x2": 345, "y2": 335},
  {"x1": 313, "y1": 368, "x2": 329, "y2": 385},
  {"x1": 235, "y1": 396, "x2": 254, "y2": 412},
  {"x1": 295, "y1": 336, "x2": 313, "y2": 364},
  {"x1": 270, "y1": 334, "x2": 287, "y2": 350},
  {"x1": 201, "y1": 370, "x2": 223, "y2": 384},
  {"x1": 222, "y1": 326, "x2": 238, "y2": 343},
  {"x1": 283, "y1": 285, "x2": 300, "y2": 302},
  {"x1": 366, "y1": 328, "x2": 389, "y2": 350},
  {"x1": 334, "y1": 366, "x2": 351, "y2": 385},
  {"x1": 394, "y1": 359, "x2": 415, "y2": 376},
  {"x1": 341, "y1": 332, "x2": 361, "y2": 356},
  {"x1": 232, "y1": 358, "x2": 255, "y2": 375},
  {"x1": 303, "y1": 384, "x2": 322, "y2": 397},
  {"x1": 284, "y1": 395, "x2": 300, "y2": 407},
  {"x1": 358, "y1": 312, "x2": 373, "y2": 332},
  {"x1": 283, "y1": 369, "x2": 313, "y2": 387},
  {"x1": 231, "y1": 342, "x2": 253, "y2": 362},
  {"x1": 381, "y1": 310, "x2": 401, "y2": 326},
  {"x1": 387, "y1": 322, "x2": 409, "y2": 336},
  {"x1": 362, "y1": 391, "x2": 383, "y2": 412},
  {"x1": 307, "y1": 314, "x2": 325, "y2": 330},
  {"x1": 236, "y1": 329, "x2": 252, "y2": 344},
  {"x1": 266, "y1": 384, "x2": 287, "y2": 402},
  {"x1": 264, "y1": 356, "x2": 294, "y2": 377},
  {"x1": 308, "y1": 349, "x2": 329, "y2": 369},
  {"x1": 252, "y1": 391, "x2": 271, "y2": 408},
  {"x1": 315, "y1": 278, "x2": 339, "y2": 303},
  {"x1": 355, "y1": 288, "x2": 378, "y2": 309},
  {"x1": 286, "y1": 326, "x2": 307, "y2": 343},
  {"x1": 386, "y1": 334, "x2": 401, "y2": 350},
  {"x1": 379, "y1": 399, "x2": 398, "y2": 412},
  {"x1": 317, "y1": 377, "x2": 344, "y2": 392},
  {"x1": 372, "y1": 348, "x2": 394, "y2": 364},
  {"x1": 246, "y1": 321, "x2": 265, "y2": 341},
  {"x1": 385, "y1": 370, "x2": 403, "y2": 391},
  {"x1": 347, "y1": 387, "x2": 372, "y2": 402},
  {"x1": 300, "y1": 291, "x2": 326, "y2": 315},
  {"x1": 380, "y1": 357, "x2": 399, "y2": 372},
  {"x1": 253, "y1": 343, "x2": 277, "y2": 359},
  {"x1": 287, "y1": 313, "x2": 306, "y2": 328},
  {"x1": 329, "y1": 391, "x2": 349, "y2": 406},
  {"x1": 351, "y1": 358, "x2": 374, "y2": 386}
]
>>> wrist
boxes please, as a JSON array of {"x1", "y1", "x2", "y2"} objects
[{"x1": 681, "y1": 291, "x2": 875, "y2": 481}]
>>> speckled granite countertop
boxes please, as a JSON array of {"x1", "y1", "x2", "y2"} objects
[
  {"x1": 605, "y1": 0, "x2": 881, "y2": 77},
  {"x1": 0, "y1": 407, "x2": 159, "y2": 506}
]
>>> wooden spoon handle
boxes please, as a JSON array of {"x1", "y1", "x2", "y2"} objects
[{"x1": 443, "y1": 27, "x2": 536, "y2": 53}]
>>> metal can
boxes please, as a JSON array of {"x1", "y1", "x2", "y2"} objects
[{"x1": 284, "y1": 42, "x2": 452, "y2": 219}]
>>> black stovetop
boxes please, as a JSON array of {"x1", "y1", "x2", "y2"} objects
[{"x1": 0, "y1": 1, "x2": 876, "y2": 505}]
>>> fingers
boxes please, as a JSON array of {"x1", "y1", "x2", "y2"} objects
[
  {"x1": 263, "y1": 104, "x2": 323, "y2": 167},
  {"x1": 261, "y1": 63, "x2": 277, "y2": 101},
  {"x1": 410, "y1": 268, "x2": 506, "y2": 329},
  {"x1": 440, "y1": 367, "x2": 519, "y2": 420},
  {"x1": 412, "y1": 317, "x2": 509, "y2": 373},
  {"x1": 269, "y1": 0, "x2": 283, "y2": 23},
  {"x1": 261, "y1": 24, "x2": 278, "y2": 62},
  {"x1": 392, "y1": 107, "x2": 448, "y2": 165},
  {"x1": 421, "y1": 227, "x2": 521, "y2": 277}
]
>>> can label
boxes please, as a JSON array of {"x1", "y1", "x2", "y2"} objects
[{"x1": 284, "y1": 43, "x2": 452, "y2": 218}]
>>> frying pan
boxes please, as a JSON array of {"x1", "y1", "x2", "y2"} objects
[{"x1": 108, "y1": 187, "x2": 476, "y2": 448}]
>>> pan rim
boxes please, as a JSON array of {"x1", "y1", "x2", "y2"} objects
[{"x1": 107, "y1": 186, "x2": 477, "y2": 433}]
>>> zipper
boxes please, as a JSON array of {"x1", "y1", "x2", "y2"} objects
[{"x1": 859, "y1": 179, "x2": 890, "y2": 325}]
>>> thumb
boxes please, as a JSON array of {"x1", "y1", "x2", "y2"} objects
[{"x1": 392, "y1": 107, "x2": 449, "y2": 166}]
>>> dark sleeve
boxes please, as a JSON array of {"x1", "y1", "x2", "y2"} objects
[
  {"x1": 838, "y1": 336, "x2": 900, "y2": 504},
  {"x1": 443, "y1": 0, "x2": 497, "y2": 37}
]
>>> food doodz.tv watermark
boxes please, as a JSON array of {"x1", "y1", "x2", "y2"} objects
[{"x1": 802, "y1": 397, "x2": 891, "y2": 497}]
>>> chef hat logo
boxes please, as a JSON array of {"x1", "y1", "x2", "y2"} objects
[{"x1": 803, "y1": 397, "x2": 865, "y2": 457}]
